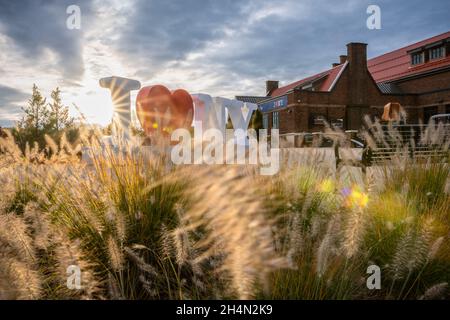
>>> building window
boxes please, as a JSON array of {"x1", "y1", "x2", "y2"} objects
[
  {"x1": 331, "y1": 119, "x2": 343, "y2": 129},
  {"x1": 429, "y1": 46, "x2": 445, "y2": 60},
  {"x1": 423, "y1": 106, "x2": 438, "y2": 123},
  {"x1": 312, "y1": 114, "x2": 326, "y2": 126},
  {"x1": 411, "y1": 52, "x2": 424, "y2": 65},
  {"x1": 262, "y1": 113, "x2": 269, "y2": 129},
  {"x1": 272, "y1": 111, "x2": 279, "y2": 129}
]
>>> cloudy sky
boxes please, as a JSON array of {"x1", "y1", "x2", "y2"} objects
[{"x1": 0, "y1": 0, "x2": 449, "y2": 126}]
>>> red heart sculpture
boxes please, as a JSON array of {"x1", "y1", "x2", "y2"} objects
[{"x1": 136, "y1": 85, "x2": 194, "y2": 137}]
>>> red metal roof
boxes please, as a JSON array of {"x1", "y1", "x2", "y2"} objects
[
  {"x1": 368, "y1": 31, "x2": 450, "y2": 83},
  {"x1": 270, "y1": 31, "x2": 450, "y2": 98},
  {"x1": 319, "y1": 62, "x2": 347, "y2": 91},
  {"x1": 270, "y1": 63, "x2": 346, "y2": 97}
]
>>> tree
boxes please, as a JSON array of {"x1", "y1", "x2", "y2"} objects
[
  {"x1": 226, "y1": 114, "x2": 233, "y2": 129},
  {"x1": 48, "y1": 87, "x2": 73, "y2": 132},
  {"x1": 0, "y1": 127, "x2": 7, "y2": 138},
  {"x1": 13, "y1": 84, "x2": 79, "y2": 154},
  {"x1": 18, "y1": 84, "x2": 48, "y2": 132},
  {"x1": 250, "y1": 108, "x2": 263, "y2": 131}
]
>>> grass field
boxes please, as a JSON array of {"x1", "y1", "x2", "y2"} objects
[{"x1": 0, "y1": 124, "x2": 449, "y2": 300}]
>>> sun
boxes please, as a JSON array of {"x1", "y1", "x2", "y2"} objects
[{"x1": 63, "y1": 86, "x2": 110, "y2": 126}]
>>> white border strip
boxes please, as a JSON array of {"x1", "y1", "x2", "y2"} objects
[{"x1": 328, "y1": 61, "x2": 348, "y2": 91}]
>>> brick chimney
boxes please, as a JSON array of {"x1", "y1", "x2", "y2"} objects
[
  {"x1": 347, "y1": 43, "x2": 367, "y2": 66},
  {"x1": 346, "y1": 42, "x2": 368, "y2": 105},
  {"x1": 339, "y1": 55, "x2": 347, "y2": 64},
  {"x1": 266, "y1": 80, "x2": 279, "y2": 96}
]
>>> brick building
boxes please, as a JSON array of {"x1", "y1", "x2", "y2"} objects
[{"x1": 238, "y1": 31, "x2": 450, "y2": 133}]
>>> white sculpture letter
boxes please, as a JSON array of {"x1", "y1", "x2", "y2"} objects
[
  {"x1": 192, "y1": 94, "x2": 227, "y2": 135},
  {"x1": 99, "y1": 76, "x2": 141, "y2": 141}
]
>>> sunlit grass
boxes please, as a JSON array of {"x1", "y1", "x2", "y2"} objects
[{"x1": 0, "y1": 120, "x2": 449, "y2": 300}]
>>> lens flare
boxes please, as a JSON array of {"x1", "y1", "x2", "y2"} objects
[
  {"x1": 318, "y1": 179, "x2": 334, "y2": 193},
  {"x1": 342, "y1": 186, "x2": 369, "y2": 209}
]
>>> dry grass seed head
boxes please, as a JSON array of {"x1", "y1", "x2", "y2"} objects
[{"x1": 182, "y1": 167, "x2": 288, "y2": 299}]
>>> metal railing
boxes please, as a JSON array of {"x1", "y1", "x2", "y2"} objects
[{"x1": 361, "y1": 123, "x2": 450, "y2": 166}]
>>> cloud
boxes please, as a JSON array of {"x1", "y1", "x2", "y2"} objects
[
  {"x1": 108, "y1": 0, "x2": 364, "y2": 95},
  {"x1": 0, "y1": 0, "x2": 449, "y2": 124},
  {"x1": 113, "y1": 0, "x2": 245, "y2": 74},
  {"x1": 0, "y1": 84, "x2": 29, "y2": 124},
  {"x1": 0, "y1": 0, "x2": 94, "y2": 82},
  {"x1": 0, "y1": 119, "x2": 13, "y2": 127},
  {"x1": 108, "y1": 0, "x2": 450, "y2": 97}
]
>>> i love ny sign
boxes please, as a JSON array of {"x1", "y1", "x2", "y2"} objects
[{"x1": 99, "y1": 76, "x2": 258, "y2": 141}]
